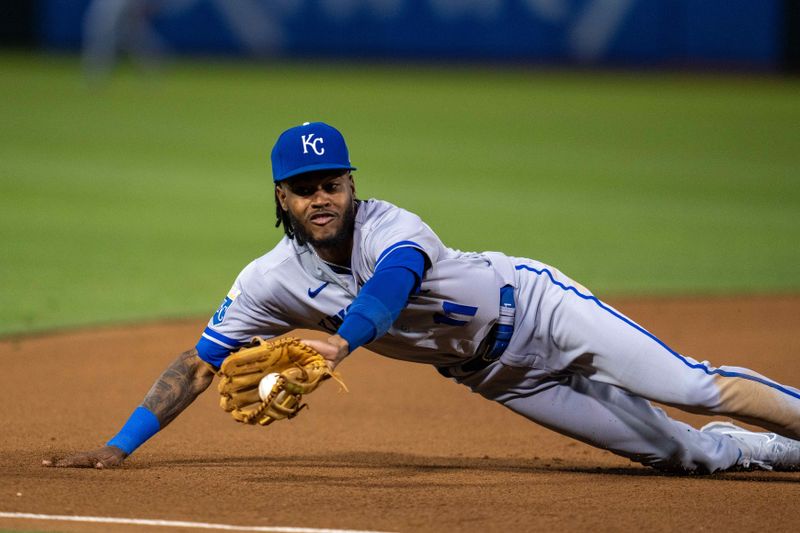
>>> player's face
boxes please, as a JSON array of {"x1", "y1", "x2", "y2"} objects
[{"x1": 276, "y1": 171, "x2": 357, "y2": 260}]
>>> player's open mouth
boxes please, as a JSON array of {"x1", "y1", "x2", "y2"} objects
[{"x1": 309, "y1": 212, "x2": 337, "y2": 226}]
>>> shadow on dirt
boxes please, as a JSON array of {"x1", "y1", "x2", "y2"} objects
[{"x1": 152, "y1": 451, "x2": 798, "y2": 484}]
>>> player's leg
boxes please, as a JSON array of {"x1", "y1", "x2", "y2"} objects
[
  {"x1": 553, "y1": 289, "x2": 800, "y2": 439},
  {"x1": 458, "y1": 365, "x2": 741, "y2": 473},
  {"x1": 512, "y1": 262, "x2": 800, "y2": 439}
]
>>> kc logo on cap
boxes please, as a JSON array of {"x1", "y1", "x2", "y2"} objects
[
  {"x1": 301, "y1": 133, "x2": 325, "y2": 156},
  {"x1": 271, "y1": 121, "x2": 357, "y2": 182}
]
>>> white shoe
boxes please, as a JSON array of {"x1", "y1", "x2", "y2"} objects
[{"x1": 701, "y1": 421, "x2": 800, "y2": 471}]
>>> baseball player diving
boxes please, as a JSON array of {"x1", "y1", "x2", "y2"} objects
[{"x1": 44, "y1": 122, "x2": 800, "y2": 472}]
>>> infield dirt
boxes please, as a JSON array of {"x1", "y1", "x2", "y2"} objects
[{"x1": 2, "y1": 295, "x2": 799, "y2": 532}]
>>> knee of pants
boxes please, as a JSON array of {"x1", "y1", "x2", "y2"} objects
[{"x1": 665, "y1": 371, "x2": 723, "y2": 412}]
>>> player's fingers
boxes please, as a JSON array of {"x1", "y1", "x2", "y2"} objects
[
  {"x1": 53, "y1": 454, "x2": 96, "y2": 468},
  {"x1": 300, "y1": 339, "x2": 338, "y2": 361},
  {"x1": 300, "y1": 339, "x2": 326, "y2": 357}
]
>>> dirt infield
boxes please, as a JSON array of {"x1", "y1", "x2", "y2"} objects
[{"x1": 2, "y1": 295, "x2": 799, "y2": 532}]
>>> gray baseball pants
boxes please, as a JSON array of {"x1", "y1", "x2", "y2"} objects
[{"x1": 449, "y1": 259, "x2": 800, "y2": 473}]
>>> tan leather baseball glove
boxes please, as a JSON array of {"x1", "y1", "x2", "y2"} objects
[{"x1": 217, "y1": 337, "x2": 342, "y2": 426}]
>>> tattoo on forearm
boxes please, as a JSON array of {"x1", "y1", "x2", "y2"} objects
[{"x1": 142, "y1": 348, "x2": 212, "y2": 427}]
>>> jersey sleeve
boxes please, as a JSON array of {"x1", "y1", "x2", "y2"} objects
[{"x1": 195, "y1": 261, "x2": 291, "y2": 368}]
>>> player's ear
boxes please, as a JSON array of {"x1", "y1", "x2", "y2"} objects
[
  {"x1": 275, "y1": 184, "x2": 288, "y2": 211},
  {"x1": 347, "y1": 173, "x2": 356, "y2": 196}
]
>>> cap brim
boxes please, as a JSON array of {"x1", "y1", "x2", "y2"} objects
[{"x1": 274, "y1": 163, "x2": 357, "y2": 183}]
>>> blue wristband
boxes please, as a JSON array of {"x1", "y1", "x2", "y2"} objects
[{"x1": 106, "y1": 406, "x2": 161, "y2": 455}]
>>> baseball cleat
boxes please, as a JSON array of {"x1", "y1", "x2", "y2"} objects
[{"x1": 701, "y1": 421, "x2": 800, "y2": 471}]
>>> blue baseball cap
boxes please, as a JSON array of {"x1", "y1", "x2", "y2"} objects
[{"x1": 271, "y1": 122, "x2": 357, "y2": 182}]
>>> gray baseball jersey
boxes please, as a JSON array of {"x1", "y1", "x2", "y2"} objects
[{"x1": 197, "y1": 198, "x2": 800, "y2": 473}]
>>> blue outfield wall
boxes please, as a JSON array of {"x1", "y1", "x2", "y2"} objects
[{"x1": 39, "y1": 0, "x2": 783, "y2": 68}]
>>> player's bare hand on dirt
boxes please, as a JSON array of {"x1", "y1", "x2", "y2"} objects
[
  {"x1": 301, "y1": 336, "x2": 349, "y2": 370},
  {"x1": 42, "y1": 445, "x2": 127, "y2": 469}
]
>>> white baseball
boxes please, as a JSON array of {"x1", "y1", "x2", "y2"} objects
[{"x1": 258, "y1": 372, "x2": 282, "y2": 401}]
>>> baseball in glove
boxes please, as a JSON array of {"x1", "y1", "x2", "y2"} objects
[{"x1": 217, "y1": 336, "x2": 344, "y2": 426}]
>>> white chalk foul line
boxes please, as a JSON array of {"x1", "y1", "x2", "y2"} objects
[{"x1": 0, "y1": 512, "x2": 395, "y2": 533}]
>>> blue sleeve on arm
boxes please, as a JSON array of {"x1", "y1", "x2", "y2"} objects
[{"x1": 337, "y1": 247, "x2": 427, "y2": 351}]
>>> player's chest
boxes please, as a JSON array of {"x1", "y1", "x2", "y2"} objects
[{"x1": 281, "y1": 274, "x2": 356, "y2": 334}]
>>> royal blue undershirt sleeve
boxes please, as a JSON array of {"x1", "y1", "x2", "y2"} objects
[{"x1": 337, "y1": 247, "x2": 427, "y2": 351}]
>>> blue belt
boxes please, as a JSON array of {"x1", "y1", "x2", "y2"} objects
[
  {"x1": 484, "y1": 284, "x2": 515, "y2": 359},
  {"x1": 438, "y1": 285, "x2": 515, "y2": 377}
]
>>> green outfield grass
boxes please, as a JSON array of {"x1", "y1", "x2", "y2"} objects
[{"x1": 1, "y1": 52, "x2": 799, "y2": 336}]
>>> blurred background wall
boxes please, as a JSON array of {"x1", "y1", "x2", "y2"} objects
[
  {"x1": 2, "y1": 0, "x2": 798, "y2": 72},
  {"x1": 2, "y1": 2, "x2": 799, "y2": 335}
]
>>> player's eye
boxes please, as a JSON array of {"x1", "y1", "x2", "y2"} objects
[
  {"x1": 287, "y1": 177, "x2": 341, "y2": 197},
  {"x1": 291, "y1": 185, "x2": 314, "y2": 197}
]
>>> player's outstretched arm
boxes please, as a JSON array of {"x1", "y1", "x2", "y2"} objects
[{"x1": 43, "y1": 348, "x2": 215, "y2": 469}]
